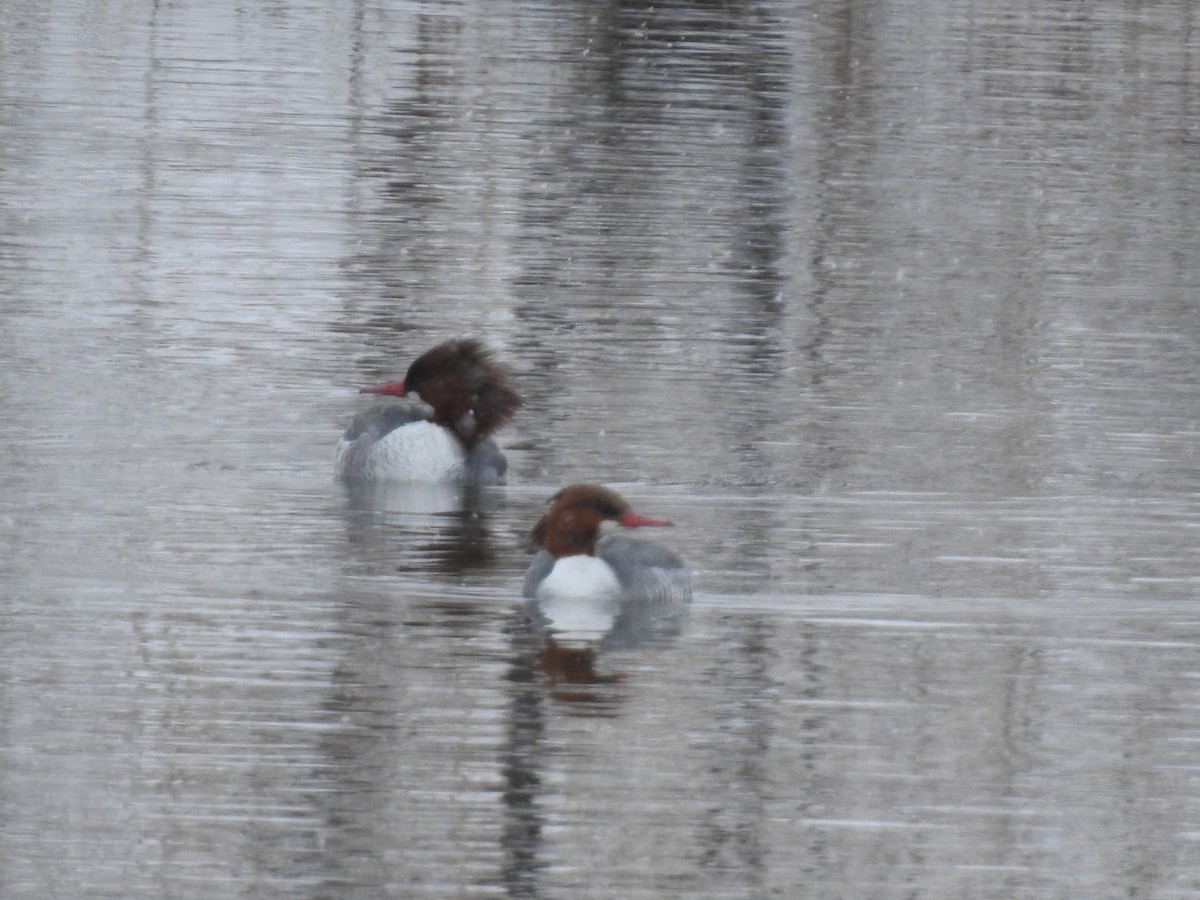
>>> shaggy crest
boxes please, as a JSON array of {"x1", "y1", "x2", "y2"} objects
[{"x1": 403, "y1": 338, "x2": 523, "y2": 448}]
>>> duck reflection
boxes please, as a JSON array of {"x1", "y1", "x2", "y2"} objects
[
  {"x1": 340, "y1": 481, "x2": 506, "y2": 575},
  {"x1": 523, "y1": 588, "x2": 691, "y2": 692}
]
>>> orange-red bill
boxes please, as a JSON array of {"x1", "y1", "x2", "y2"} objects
[
  {"x1": 359, "y1": 379, "x2": 407, "y2": 396},
  {"x1": 618, "y1": 509, "x2": 672, "y2": 528}
]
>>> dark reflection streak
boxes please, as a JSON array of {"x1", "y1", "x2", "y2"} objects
[
  {"x1": 343, "y1": 11, "x2": 463, "y2": 343},
  {"x1": 794, "y1": 623, "x2": 832, "y2": 883},
  {"x1": 696, "y1": 616, "x2": 775, "y2": 892},
  {"x1": 509, "y1": 4, "x2": 655, "y2": 473},
  {"x1": 1168, "y1": 9, "x2": 1199, "y2": 282},
  {"x1": 567, "y1": 5, "x2": 659, "y2": 281},
  {"x1": 799, "y1": 0, "x2": 877, "y2": 508},
  {"x1": 346, "y1": 0, "x2": 366, "y2": 181},
  {"x1": 315, "y1": 10, "x2": 433, "y2": 883},
  {"x1": 795, "y1": 0, "x2": 836, "y2": 408},
  {"x1": 902, "y1": 632, "x2": 1049, "y2": 892},
  {"x1": 132, "y1": 2, "x2": 161, "y2": 316},
  {"x1": 313, "y1": 658, "x2": 393, "y2": 898},
  {"x1": 500, "y1": 614, "x2": 548, "y2": 898},
  {"x1": 905, "y1": 632, "x2": 939, "y2": 891},
  {"x1": 719, "y1": 8, "x2": 801, "y2": 586},
  {"x1": 739, "y1": 9, "x2": 790, "y2": 312},
  {"x1": 995, "y1": 642, "x2": 1045, "y2": 871},
  {"x1": 807, "y1": 0, "x2": 860, "y2": 291},
  {"x1": 728, "y1": 6, "x2": 788, "y2": 453},
  {"x1": 316, "y1": 491, "x2": 413, "y2": 898}
]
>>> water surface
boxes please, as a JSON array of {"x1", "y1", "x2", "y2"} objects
[{"x1": 2, "y1": 1, "x2": 1199, "y2": 897}]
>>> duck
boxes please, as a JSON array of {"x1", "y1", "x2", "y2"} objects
[
  {"x1": 523, "y1": 485, "x2": 692, "y2": 643},
  {"x1": 335, "y1": 338, "x2": 522, "y2": 484}
]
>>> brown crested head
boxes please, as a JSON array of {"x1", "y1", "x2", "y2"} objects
[
  {"x1": 528, "y1": 484, "x2": 672, "y2": 557},
  {"x1": 398, "y1": 338, "x2": 522, "y2": 448}
]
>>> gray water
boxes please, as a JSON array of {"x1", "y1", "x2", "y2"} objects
[{"x1": 3, "y1": 2, "x2": 1199, "y2": 897}]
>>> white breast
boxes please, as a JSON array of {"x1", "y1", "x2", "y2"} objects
[
  {"x1": 339, "y1": 420, "x2": 466, "y2": 483},
  {"x1": 533, "y1": 556, "x2": 622, "y2": 644}
]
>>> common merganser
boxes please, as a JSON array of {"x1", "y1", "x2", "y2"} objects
[
  {"x1": 523, "y1": 485, "x2": 692, "y2": 643},
  {"x1": 335, "y1": 338, "x2": 522, "y2": 484}
]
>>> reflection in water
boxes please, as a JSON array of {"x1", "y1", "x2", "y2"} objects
[
  {"x1": 523, "y1": 591, "x2": 688, "y2": 694},
  {"x1": 501, "y1": 616, "x2": 548, "y2": 898},
  {"x1": 340, "y1": 481, "x2": 507, "y2": 575},
  {"x1": 695, "y1": 618, "x2": 775, "y2": 893},
  {"x1": 538, "y1": 639, "x2": 619, "y2": 689},
  {"x1": 498, "y1": 577, "x2": 693, "y2": 888}
]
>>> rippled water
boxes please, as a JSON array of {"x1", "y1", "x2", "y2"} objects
[{"x1": 3, "y1": 1, "x2": 1200, "y2": 897}]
